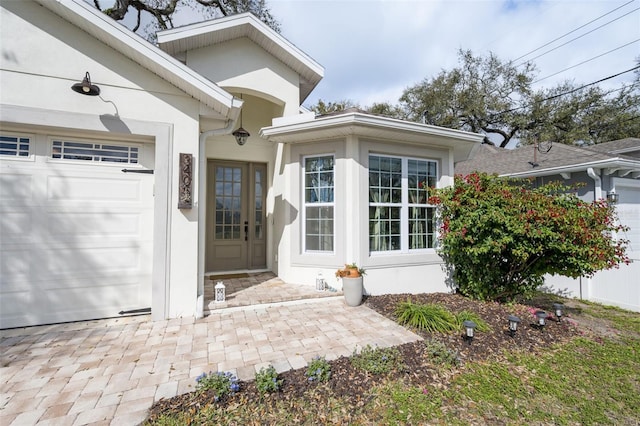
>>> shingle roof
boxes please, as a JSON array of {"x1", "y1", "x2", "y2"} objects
[{"x1": 455, "y1": 139, "x2": 640, "y2": 177}]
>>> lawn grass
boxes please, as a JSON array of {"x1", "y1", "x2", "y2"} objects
[{"x1": 147, "y1": 300, "x2": 640, "y2": 425}]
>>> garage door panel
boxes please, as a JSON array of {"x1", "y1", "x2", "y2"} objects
[
  {"x1": 0, "y1": 249, "x2": 31, "y2": 290},
  {"x1": 40, "y1": 246, "x2": 144, "y2": 278},
  {"x1": 47, "y1": 212, "x2": 142, "y2": 237},
  {"x1": 0, "y1": 211, "x2": 33, "y2": 240},
  {"x1": 47, "y1": 175, "x2": 141, "y2": 202},
  {"x1": 0, "y1": 173, "x2": 34, "y2": 201}
]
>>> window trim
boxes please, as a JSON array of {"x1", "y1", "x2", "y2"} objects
[
  {"x1": 47, "y1": 136, "x2": 143, "y2": 166},
  {"x1": 0, "y1": 133, "x2": 34, "y2": 161},
  {"x1": 368, "y1": 153, "x2": 438, "y2": 255},
  {"x1": 302, "y1": 154, "x2": 336, "y2": 254}
]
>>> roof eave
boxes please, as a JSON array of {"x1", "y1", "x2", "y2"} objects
[
  {"x1": 502, "y1": 158, "x2": 640, "y2": 178},
  {"x1": 36, "y1": 0, "x2": 239, "y2": 118},
  {"x1": 261, "y1": 112, "x2": 484, "y2": 162}
]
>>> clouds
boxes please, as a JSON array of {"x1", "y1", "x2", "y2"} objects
[{"x1": 269, "y1": 0, "x2": 639, "y2": 108}]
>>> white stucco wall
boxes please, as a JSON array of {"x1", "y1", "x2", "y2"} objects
[
  {"x1": 186, "y1": 38, "x2": 300, "y2": 116},
  {"x1": 1, "y1": 0, "x2": 209, "y2": 320}
]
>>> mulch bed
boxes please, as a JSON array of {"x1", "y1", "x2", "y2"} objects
[{"x1": 147, "y1": 292, "x2": 582, "y2": 422}]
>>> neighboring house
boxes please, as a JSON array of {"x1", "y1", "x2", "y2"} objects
[
  {"x1": 0, "y1": 0, "x2": 483, "y2": 328},
  {"x1": 455, "y1": 139, "x2": 640, "y2": 312}
]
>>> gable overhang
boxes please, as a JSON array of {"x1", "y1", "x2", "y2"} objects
[
  {"x1": 34, "y1": 0, "x2": 242, "y2": 120},
  {"x1": 503, "y1": 158, "x2": 640, "y2": 179},
  {"x1": 260, "y1": 112, "x2": 484, "y2": 162},
  {"x1": 157, "y1": 13, "x2": 324, "y2": 103}
]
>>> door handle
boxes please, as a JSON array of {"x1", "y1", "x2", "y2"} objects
[{"x1": 244, "y1": 221, "x2": 249, "y2": 241}]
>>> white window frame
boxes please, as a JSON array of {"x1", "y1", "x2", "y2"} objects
[
  {"x1": 0, "y1": 133, "x2": 33, "y2": 161},
  {"x1": 369, "y1": 154, "x2": 438, "y2": 254},
  {"x1": 302, "y1": 154, "x2": 335, "y2": 254},
  {"x1": 48, "y1": 137, "x2": 142, "y2": 166}
]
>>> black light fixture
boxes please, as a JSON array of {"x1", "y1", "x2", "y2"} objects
[
  {"x1": 232, "y1": 126, "x2": 250, "y2": 146},
  {"x1": 508, "y1": 315, "x2": 521, "y2": 337},
  {"x1": 232, "y1": 96, "x2": 250, "y2": 146},
  {"x1": 71, "y1": 72, "x2": 100, "y2": 96},
  {"x1": 463, "y1": 320, "x2": 477, "y2": 345},
  {"x1": 553, "y1": 303, "x2": 564, "y2": 323},
  {"x1": 606, "y1": 192, "x2": 619, "y2": 204},
  {"x1": 535, "y1": 310, "x2": 547, "y2": 330}
]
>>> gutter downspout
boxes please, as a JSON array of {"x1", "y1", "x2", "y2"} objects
[
  {"x1": 583, "y1": 167, "x2": 602, "y2": 301},
  {"x1": 195, "y1": 114, "x2": 240, "y2": 318},
  {"x1": 587, "y1": 167, "x2": 602, "y2": 201}
]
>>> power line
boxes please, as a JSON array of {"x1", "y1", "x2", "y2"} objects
[
  {"x1": 492, "y1": 65, "x2": 640, "y2": 117},
  {"x1": 512, "y1": 0, "x2": 637, "y2": 64},
  {"x1": 533, "y1": 39, "x2": 640, "y2": 84},
  {"x1": 515, "y1": 6, "x2": 640, "y2": 67}
]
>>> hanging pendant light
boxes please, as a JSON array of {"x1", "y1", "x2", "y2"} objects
[{"x1": 233, "y1": 95, "x2": 250, "y2": 145}]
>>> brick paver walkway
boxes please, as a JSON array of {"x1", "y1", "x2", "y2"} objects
[{"x1": 1, "y1": 296, "x2": 420, "y2": 425}]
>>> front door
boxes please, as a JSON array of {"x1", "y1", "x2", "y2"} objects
[{"x1": 206, "y1": 161, "x2": 267, "y2": 272}]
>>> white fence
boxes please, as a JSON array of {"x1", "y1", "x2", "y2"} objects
[{"x1": 543, "y1": 253, "x2": 640, "y2": 313}]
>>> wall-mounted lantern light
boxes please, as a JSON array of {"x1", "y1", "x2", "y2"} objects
[
  {"x1": 606, "y1": 192, "x2": 619, "y2": 204},
  {"x1": 508, "y1": 315, "x2": 521, "y2": 337},
  {"x1": 71, "y1": 72, "x2": 100, "y2": 96}
]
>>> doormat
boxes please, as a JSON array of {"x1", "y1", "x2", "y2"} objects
[{"x1": 208, "y1": 273, "x2": 250, "y2": 280}]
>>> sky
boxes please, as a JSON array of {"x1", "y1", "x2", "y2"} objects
[
  {"x1": 263, "y1": 0, "x2": 640, "y2": 109},
  {"x1": 94, "y1": 0, "x2": 639, "y2": 109}
]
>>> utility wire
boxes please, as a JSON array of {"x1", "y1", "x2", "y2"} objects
[
  {"x1": 512, "y1": 0, "x2": 637, "y2": 64},
  {"x1": 492, "y1": 65, "x2": 640, "y2": 117},
  {"x1": 515, "y1": 6, "x2": 640, "y2": 67},
  {"x1": 533, "y1": 39, "x2": 640, "y2": 83}
]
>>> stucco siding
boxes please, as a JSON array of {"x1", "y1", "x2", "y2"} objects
[{"x1": 186, "y1": 38, "x2": 300, "y2": 116}]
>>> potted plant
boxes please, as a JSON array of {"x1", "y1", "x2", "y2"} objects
[{"x1": 336, "y1": 263, "x2": 365, "y2": 306}]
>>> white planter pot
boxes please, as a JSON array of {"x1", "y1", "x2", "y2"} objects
[{"x1": 342, "y1": 276, "x2": 363, "y2": 306}]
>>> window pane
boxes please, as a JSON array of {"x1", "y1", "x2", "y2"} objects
[
  {"x1": 304, "y1": 155, "x2": 334, "y2": 253},
  {"x1": 369, "y1": 155, "x2": 437, "y2": 252},
  {"x1": 49, "y1": 140, "x2": 139, "y2": 163}
]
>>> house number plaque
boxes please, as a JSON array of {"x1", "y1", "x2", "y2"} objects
[{"x1": 178, "y1": 153, "x2": 193, "y2": 209}]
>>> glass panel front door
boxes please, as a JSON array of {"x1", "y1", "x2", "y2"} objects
[{"x1": 206, "y1": 161, "x2": 266, "y2": 271}]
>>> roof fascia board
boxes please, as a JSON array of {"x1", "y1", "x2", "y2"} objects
[
  {"x1": 261, "y1": 112, "x2": 484, "y2": 144},
  {"x1": 502, "y1": 158, "x2": 640, "y2": 178},
  {"x1": 36, "y1": 0, "x2": 240, "y2": 118}
]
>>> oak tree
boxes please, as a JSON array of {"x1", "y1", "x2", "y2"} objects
[{"x1": 93, "y1": 0, "x2": 280, "y2": 40}]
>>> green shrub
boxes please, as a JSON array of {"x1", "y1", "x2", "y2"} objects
[
  {"x1": 455, "y1": 310, "x2": 491, "y2": 332},
  {"x1": 305, "y1": 356, "x2": 331, "y2": 383},
  {"x1": 424, "y1": 339, "x2": 460, "y2": 368},
  {"x1": 195, "y1": 371, "x2": 239, "y2": 401},
  {"x1": 255, "y1": 365, "x2": 282, "y2": 394},
  {"x1": 351, "y1": 344, "x2": 403, "y2": 375},
  {"x1": 395, "y1": 300, "x2": 458, "y2": 333},
  {"x1": 429, "y1": 173, "x2": 629, "y2": 301}
]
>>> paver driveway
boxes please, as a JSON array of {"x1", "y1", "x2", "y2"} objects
[{"x1": 1, "y1": 297, "x2": 421, "y2": 425}]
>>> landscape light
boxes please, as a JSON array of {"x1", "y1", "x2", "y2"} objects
[{"x1": 508, "y1": 315, "x2": 521, "y2": 337}]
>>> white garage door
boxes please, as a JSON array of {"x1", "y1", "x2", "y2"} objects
[{"x1": 0, "y1": 132, "x2": 154, "y2": 328}]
